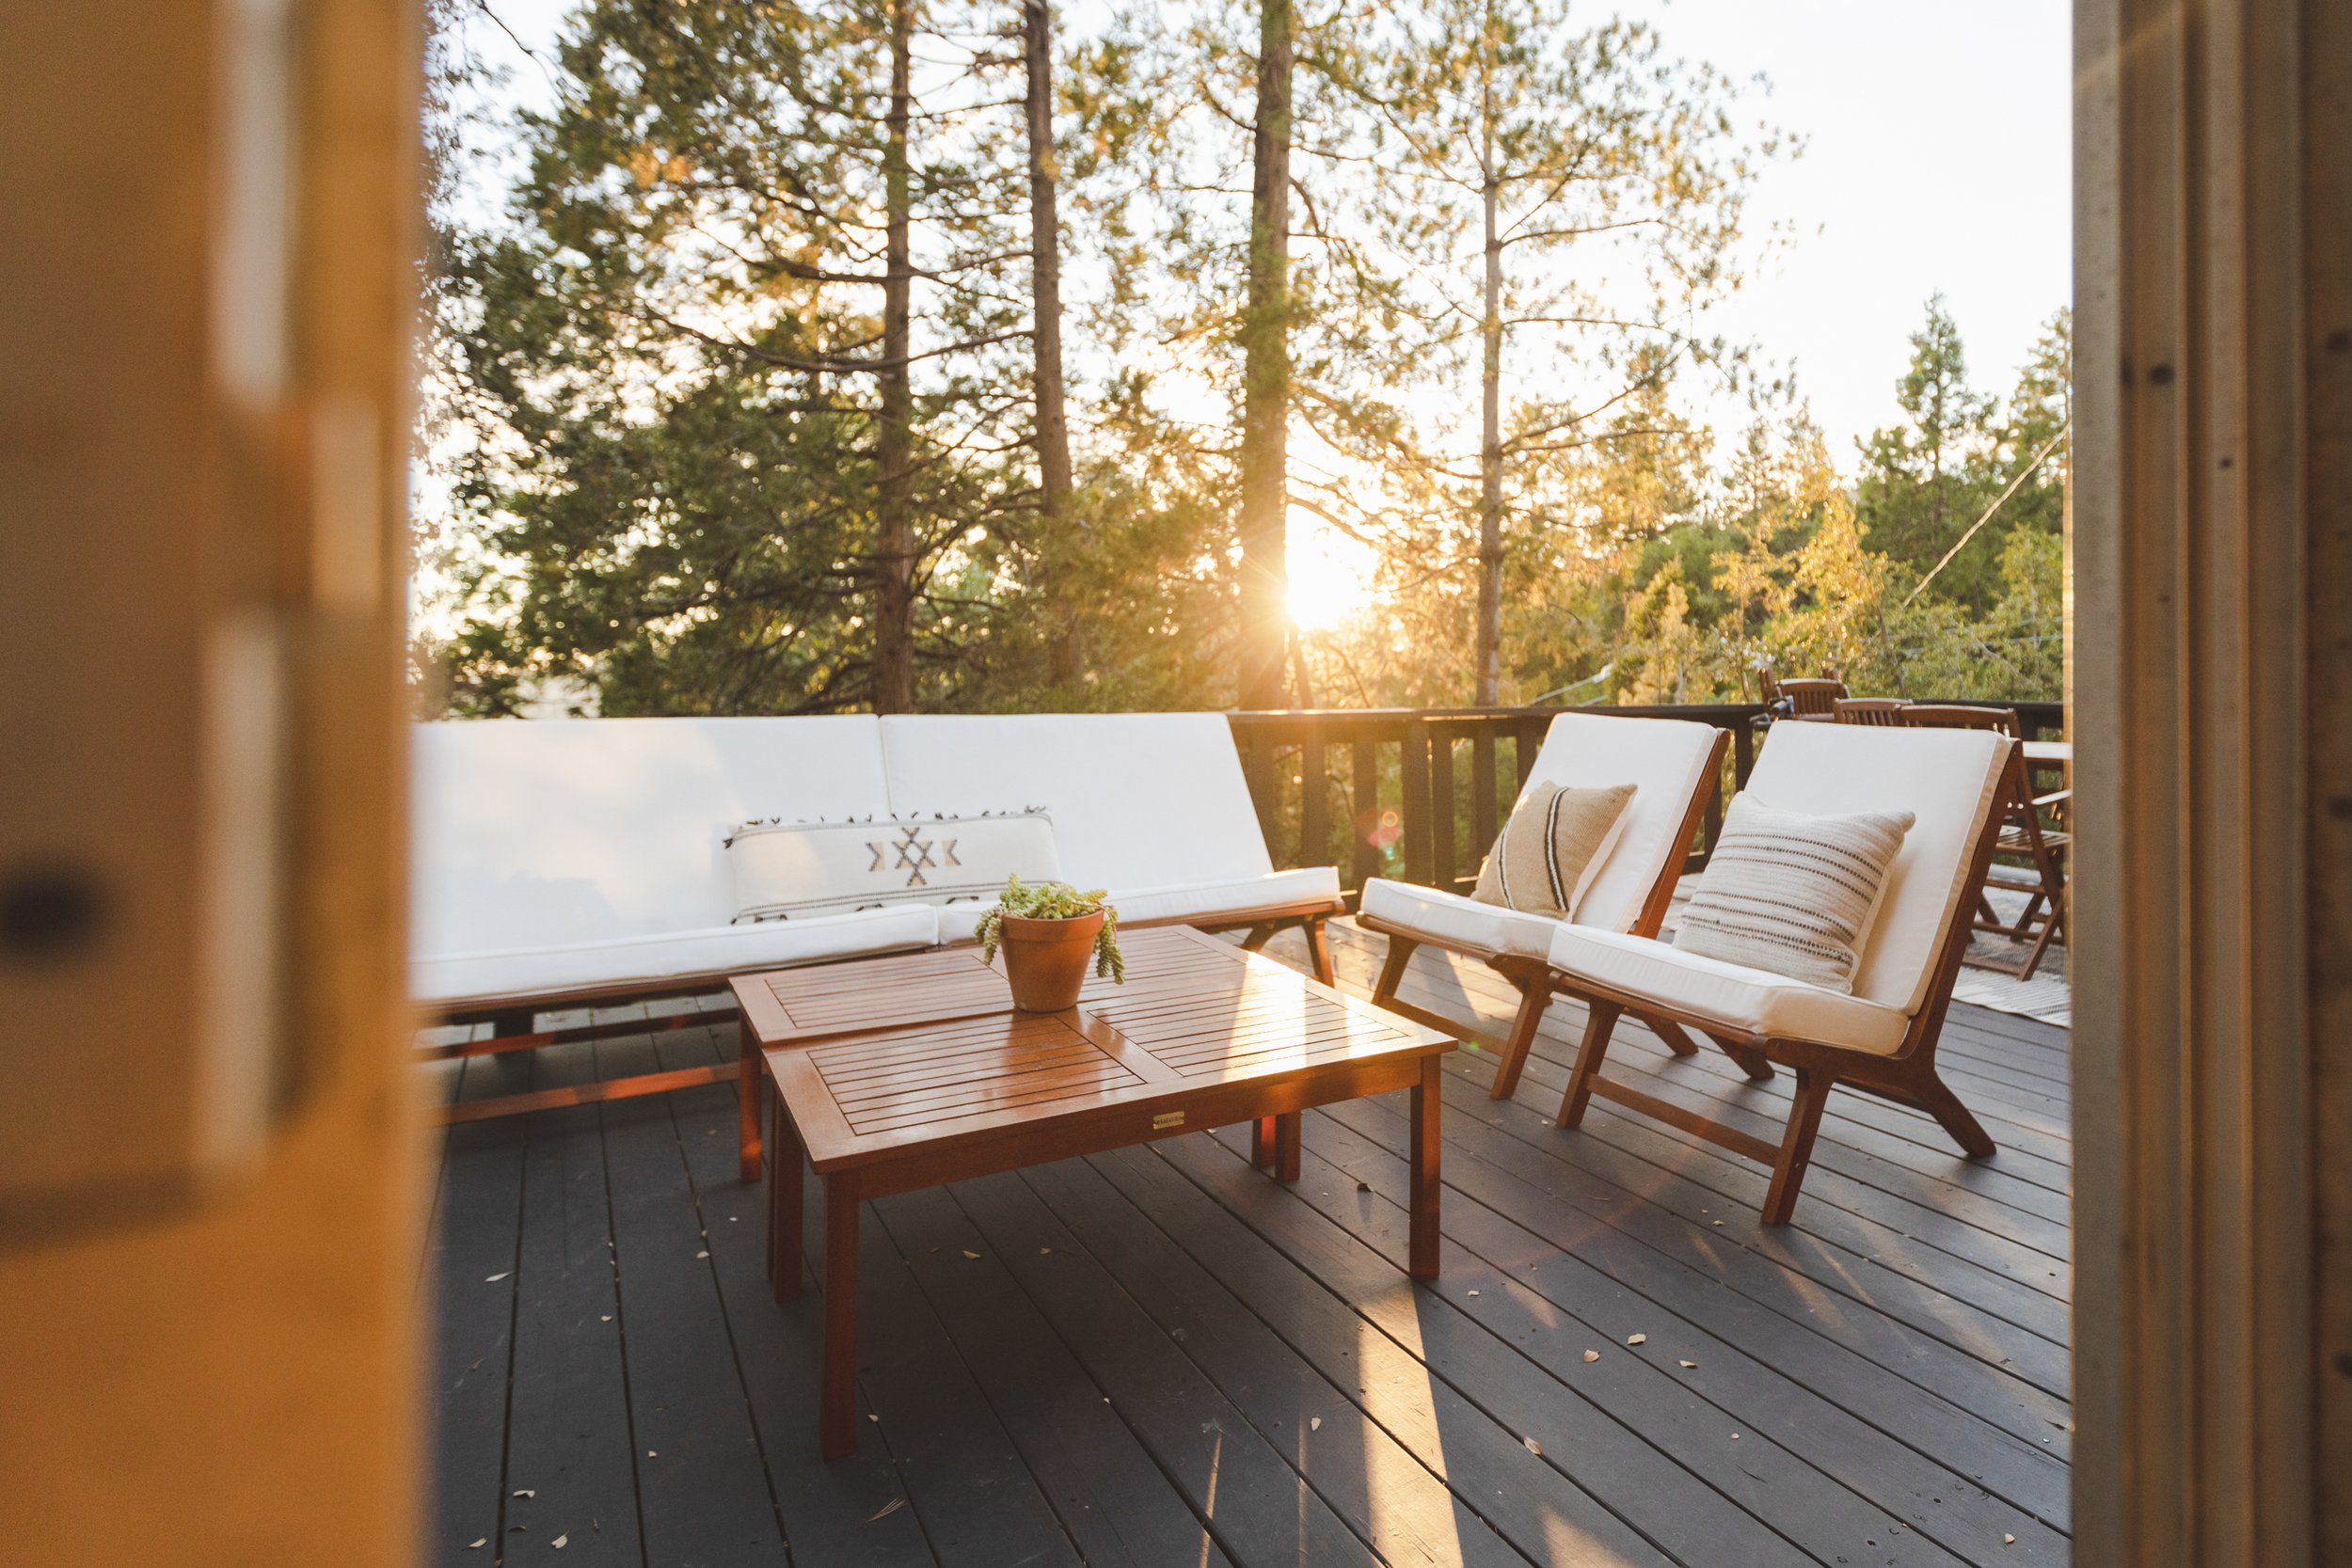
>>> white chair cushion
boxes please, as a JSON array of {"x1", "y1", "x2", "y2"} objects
[
  {"x1": 881, "y1": 714, "x2": 1275, "y2": 893},
  {"x1": 411, "y1": 903, "x2": 939, "y2": 1009},
  {"x1": 1548, "y1": 925, "x2": 1913, "y2": 1056},
  {"x1": 1359, "y1": 877, "x2": 1565, "y2": 961},
  {"x1": 1513, "y1": 712, "x2": 1725, "y2": 933},
  {"x1": 728, "y1": 811, "x2": 1059, "y2": 922},
  {"x1": 1738, "y1": 722, "x2": 2010, "y2": 1013},
  {"x1": 412, "y1": 716, "x2": 889, "y2": 954},
  {"x1": 928, "y1": 867, "x2": 1340, "y2": 947}
]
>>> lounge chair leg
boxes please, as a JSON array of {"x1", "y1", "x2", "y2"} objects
[
  {"x1": 1373, "y1": 936, "x2": 1419, "y2": 1006},
  {"x1": 1488, "y1": 981, "x2": 1551, "y2": 1101},
  {"x1": 1303, "y1": 916, "x2": 1337, "y2": 986},
  {"x1": 1914, "y1": 1073, "x2": 1997, "y2": 1159},
  {"x1": 1241, "y1": 924, "x2": 1275, "y2": 953},
  {"x1": 1761, "y1": 1067, "x2": 1836, "y2": 1226},
  {"x1": 1648, "y1": 1019, "x2": 1701, "y2": 1057},
  {"x1": 1707, "y1": 1030, "x2": 1776, "y2": 1084},
  {"x1": 1556, "y1": 1001, "x2": 1623, "y2": 1131}
]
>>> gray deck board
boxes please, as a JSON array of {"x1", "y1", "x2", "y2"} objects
[{"x1": 426, "y1": 920, "x2": 2074, "y2": 1567}]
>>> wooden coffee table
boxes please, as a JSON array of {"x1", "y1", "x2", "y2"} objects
[{"x1": 730, "y1": 926, "x2": 1456, "y2": 1458}]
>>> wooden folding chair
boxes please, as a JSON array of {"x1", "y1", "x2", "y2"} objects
[
  {"x1": 1833, "y1": 698, "x2": 1911, "y2": 726},
  {"x1": 1897, "y1": 705, "x2": 2070, "y2": 978}
]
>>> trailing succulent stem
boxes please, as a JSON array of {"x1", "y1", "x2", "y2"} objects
[{"x1": 975, "y1": 875, "x2": 1125, "y2": 983}]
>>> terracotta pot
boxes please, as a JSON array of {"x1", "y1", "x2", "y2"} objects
[{"x1": 996, "y1": 909, "x2": 1104, "y2": 1012}]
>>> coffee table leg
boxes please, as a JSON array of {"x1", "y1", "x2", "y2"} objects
[
  {"x1": 820, "y1": 1173, "x2": 861, "y2": 1460},
  {"x1": 1250, "y1": 1116, "x2": 1277, "y2": 1170},
  {"x1": 1273, "y1": 1111, "x2": 1302, "y2": 1182},
  {"x1": 738, "y1": 1027, "x2": 763, "y2": 1183},
  {"x1": 769, "y1": 1084, "x2": 803, "y2": 1305},
  {"x1": 1407, "y1": 1055, "x2": 1441, "y2": 1280}
]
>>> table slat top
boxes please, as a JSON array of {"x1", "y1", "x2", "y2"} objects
[{"x1": 737, "y1": 927, "x2": 1453, "y2": 1171}]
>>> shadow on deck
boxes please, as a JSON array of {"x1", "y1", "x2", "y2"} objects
[{"x1": 425, "y1": 919, "x2": 2072, "y2": 1568}]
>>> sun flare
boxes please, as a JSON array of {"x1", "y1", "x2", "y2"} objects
[{"x1": 1285, "y1": 515, "x2": 1383, "y2": 631}]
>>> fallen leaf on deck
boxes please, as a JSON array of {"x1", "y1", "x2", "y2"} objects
[
  {"x1": 1582, "y1": 1350, "x2": 1600, "y2": 1363},
  {"x1": 1310, "y1": 1417, "x2": 1322, "y2": 1431},
  {"x1": 694, "y1": 1251, "x2": 709, "y2": 1259},
  {"x1": 1627, "y1": 1333, "x2": 1647, "y2": 1345},
  {"x1": 1679, "y1": 1359, "x2": 1697, "y2": 1369},
  {"x1": 961, "y1": 1250, "x2": 980, "y2": 1259},
  {"x1": 1040, "y1": 1247, "x2": 1052, "y2": 1255},
  {"x1": 2004, "y1": 1535, "x2": 2016, "y2": 1546},
  {"x1": 869, "y1": 1498, "x2": 906, "y2": 1522},
  {"x1": 485, "y1": 1273, "x2": 510, "y2": 1283},
  {"x1": 1467, "y1": 1290, "x2": 1480, "y2": 1297},
  {"x1": 1355, "y1": 1180, "x2": 1371, "y2": 1193},
  {"x1": 551, "y1": 1535, "x2": 568, "y2": 1549},
  {"x1": 1523, "y1": 1436, "x2": 1543, "y2": 1456},
  {"x1": 513, "y1": 1490, "x2": 535, "y2": 1498},
  {"x1": 468, "y1": 1541, "x2": 485, "y2": 1550}
]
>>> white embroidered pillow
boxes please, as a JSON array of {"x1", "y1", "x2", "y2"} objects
[
  {"x1": 727, "y1": 811, "x2": 1060, "y2": 923},
  {"x1": 1673, "y1": 796, "x2": 1914, "y2": 992}
]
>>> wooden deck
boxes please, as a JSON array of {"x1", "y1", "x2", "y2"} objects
[{"x1": 425, "y1": 919, "x2": 2072, "y2": 1568}]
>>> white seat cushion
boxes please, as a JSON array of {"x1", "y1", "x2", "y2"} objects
[
  {"x1": 1548, "y1": 925, "x2": 1913, "y2": 1056},
  {"x1": 927, "y1": 867, "x2": 1340, "y2": 946},
  {"x1": 1359, "y1": 877, "x2": 1565, "y2": 961},
  {"x1": 881, "y1": 714, "x2": 1276, "y2": 893},
  {"x1": 411, "y1": 903, "x2": 938, "y2": 1009}
]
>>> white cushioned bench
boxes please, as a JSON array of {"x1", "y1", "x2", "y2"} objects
[{"x1": 412, "y1": 712, "x2": 1343, "y2": 1132}]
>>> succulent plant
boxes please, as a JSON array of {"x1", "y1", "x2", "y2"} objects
[{"x1": 974, "y1": 875, "x2": 1124, "y2": 983}]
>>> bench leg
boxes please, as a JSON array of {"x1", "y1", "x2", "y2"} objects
[
  {"x1": 1556, "y1": 1001, "x2": 1623, "y2": 1131},
  {"x1": 768, "y1": 1086, "x2": 803, "y2": 1305},
  {"x1": 820, "y1": 1174, "x2": 861, "y2": 1460},
  {"x1": 1250, "y1": 1116, "x2": 1278, "y2": 1169},
  {"x1": 1302, "y1": 916, "x2": 1336, "y2": 986},
  {"x1": 739, "y1": 1023, "x2": 763, "y2": 1182},
  {"x1": 1407, "y1": 1054, "x2": 1441, "y2": 1279}
]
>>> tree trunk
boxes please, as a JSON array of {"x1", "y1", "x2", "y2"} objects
[
  {"x1": 1473, "y1": 102, "x2": 1504, "y2": 705},
  {"x1": 873, "y1": 0, "x2": 917, "y2": 714},
  {"x1": 1235, "y1": 0, "x2": 1294, "y2": 709},
  {"x1": 1023, "y1": 0, "x2": 1081, "y2": 688}
]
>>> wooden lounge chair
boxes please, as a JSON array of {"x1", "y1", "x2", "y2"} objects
[
  {"x1": 1357, "y1": 712, "x2": 1731, "y2": 1101},
  {"x1": 1895, "y1": 705, "x2": 2071, "y2": 978},
  {"x1": 1535, "y1": 721, "x2": 2019, "y2": 1225}
]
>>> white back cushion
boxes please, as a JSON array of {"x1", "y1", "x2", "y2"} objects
[
  {"x1": 412, "y1": 717, "x2": 888, "y2": 955},
  {"x1": 1738, "y1": 721, "x2": 2010, "y2": 1013},
  {"x1": 881, "y1": 713, "x2": 1273, "y2": 891},
  {"x1": 1519, "y1": 713, "x2": 1725, "y2": 934}
]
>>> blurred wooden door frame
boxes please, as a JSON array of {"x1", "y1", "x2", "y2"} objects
[
  {"x1": 2071, "y1": 0, "x2": 2352, "y2": 1561},
  {"x1": 0, "y1": 0, "x2": 421, "y2": 1561}
]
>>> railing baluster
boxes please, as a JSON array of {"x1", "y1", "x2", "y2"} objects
[
  {"x1": 1352, "y1": 733, "x2": 1378, "y2": 891},
  {"x1": 1300, "y1": 731, "x2": 1327, "y2": 875},
  {"x1": 1430, "y1": 729, "x2": 1456, "y2": 890},
  {"x1": 1471, "y1": 730, "x2": 1498, "y2": 862},
  {"x1": 1402, "y1": 721, "x2": 1433, "y2": 886}
]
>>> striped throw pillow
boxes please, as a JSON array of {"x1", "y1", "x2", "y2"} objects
[
  {"x1": 1471, "y1": 783, "x2": 1637, "y2": 920},
  {"x1": 1674, "y1": 797, "x2": 1915, "y2": 991}
]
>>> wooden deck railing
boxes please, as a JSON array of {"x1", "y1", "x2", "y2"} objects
[{"x1": 1228, "y1": 699, "x2": 2064, "y2": 904}]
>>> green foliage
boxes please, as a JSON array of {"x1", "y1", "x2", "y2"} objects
[{"x1": 974, "y1": 876, "x2": 1125, "y2": 982}]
